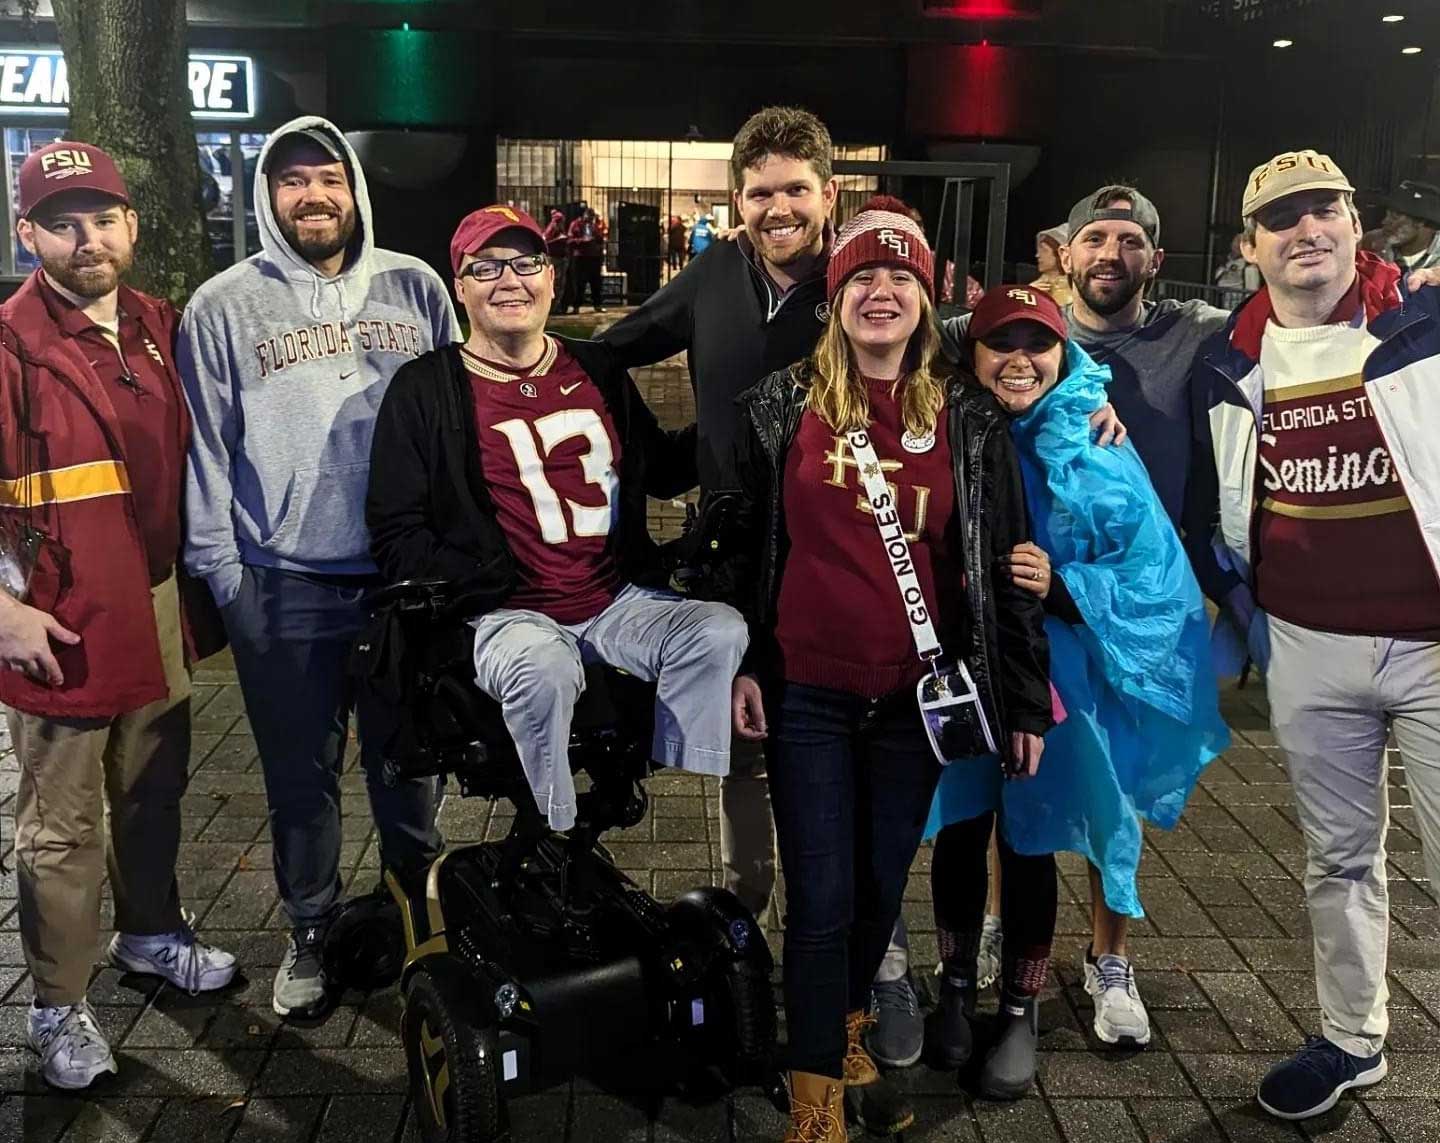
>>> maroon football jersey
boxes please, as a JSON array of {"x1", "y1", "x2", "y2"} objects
[{"x1": 466, "y1": 337, "x2": 622, "y2": 624}]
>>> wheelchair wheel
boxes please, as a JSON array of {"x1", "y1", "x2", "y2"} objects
[
  {"x1": 323, "y1": 888, "x2": 405, "y2": 993},
  {"x1": 403, "y1": 967, "x2": 510, "y2": 1143},
  {"x1": 711, "y1": 955, "x2": 778, "y2": 1085}
]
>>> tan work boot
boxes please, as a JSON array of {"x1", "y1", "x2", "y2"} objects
[
  {"x1": 843, "y1": 1010, "x2": 914, "y2": 1135},
  {"x1": 783, "y1": 1071, "x2": 846, "y2": 1143}
]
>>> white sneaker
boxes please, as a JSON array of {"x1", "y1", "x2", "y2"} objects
[
  {"x1": 108, "y1": 914, "x2": 238, "y2": 995},
  {"x1": 1083, "y1": 950, "x2": 1151, "y2": 1046},
  {"x1": 977, "y1": 914, "x2": 1003, "y2": 991},
  {"x1": 27, "y1": 1000, "x2": 118, "y2": 1090}
]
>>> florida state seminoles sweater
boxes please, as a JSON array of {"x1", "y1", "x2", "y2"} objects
[{"x1": 1254, "y1": 319, "x2": 1440, "y2": 637}]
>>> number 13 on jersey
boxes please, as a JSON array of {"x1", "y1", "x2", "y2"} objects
[{"x1": 493, "y1": 409, "x2": 618, "y2": 544}]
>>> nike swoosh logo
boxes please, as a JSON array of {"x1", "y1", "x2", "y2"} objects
[
  {"x1": 340, "y1": 370, "x2": 357, "y2": 380},
  {"x1": 559, "y1": 381, "x2": 584, "y2": 396}
]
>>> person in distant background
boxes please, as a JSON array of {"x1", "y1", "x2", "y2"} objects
[
  {"x1": 689, "y1": 211, "x2": 716, "y2": 259},
  {"x1": 1029, "y1": 224, "x2": 1073, "y2": 306},
  {"x1": 565, "y1": 204, "x2": 605, "y2": 313},
  {"x1": 667, "y1": 213, "x2": 687, "y2": 272},
  {"x1": 1378, "y1": 180, "x2": 1440, "y2": 272},
  {"x1": 543, "y1": 207, "x2": 571, "y2": 310},
  {"x1": 1214, "y1": 231, "x2": 1262, "y2": 304}
]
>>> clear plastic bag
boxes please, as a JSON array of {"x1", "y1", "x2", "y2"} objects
[{"x1": 916, "y1": 658, "x2": 997, "y2": 765}]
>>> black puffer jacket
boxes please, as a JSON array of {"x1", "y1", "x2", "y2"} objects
[{"x1": 712, "y1": 361, "x2": 1053, "y2": 752}]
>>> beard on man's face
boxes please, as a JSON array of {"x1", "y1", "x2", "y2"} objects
[
  {"x1": 43, "y1": 247, "x2": 133, "y2": 299},
  {"x1": 278, "y1": 202, "x2": 357, "y2": 265},
  {"x1": 1070, "y1": 260, "x2": 1146, "y2": 316}
]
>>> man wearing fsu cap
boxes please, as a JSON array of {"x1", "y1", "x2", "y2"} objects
[
  {"x1": 177, "y1": 116, "x2": 459, "y2": 1022},
  {"x1": 0, "y1": 141, "x2": 236, "y2": 1089},
  {"x1": 367, "y1": 205, "x2": 747, "y2": 835},
  {"x1": 1185, "y1": 149, "x2": 1440, "y2": 1120}
]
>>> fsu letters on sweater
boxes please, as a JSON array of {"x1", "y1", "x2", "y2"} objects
[
  {"x1": 465, "y1": 337, "x2": 622, "y2": 624},
  {"x1": 772, "y1": 380, "x2": 960, "y2": 697}
]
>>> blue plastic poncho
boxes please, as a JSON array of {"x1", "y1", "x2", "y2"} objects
[{"x1": 926, "y1": 342, "x2": 1230, "y2": 917}]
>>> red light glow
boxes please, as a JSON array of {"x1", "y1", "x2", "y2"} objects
[{"x1": 922, "y1": 0, "x2": 1042, "y2": 19}]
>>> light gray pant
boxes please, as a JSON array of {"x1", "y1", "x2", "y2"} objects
[
  {"x1": 1268, "y1": 615, "x2": 1440, "y2": 1058},
  {"x1": 471, "y1": 583, "x2": 748, "y2": 830}
]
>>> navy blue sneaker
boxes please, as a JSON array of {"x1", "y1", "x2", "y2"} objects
[{"x1": 1257, "y1": 1036, "x2": 1387, "y2": 1120}]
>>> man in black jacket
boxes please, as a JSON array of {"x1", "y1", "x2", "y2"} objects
[
  {"x1": 367, "y1": 204, "x2": 748, "y2": 831},
  {"x1": 601, "y1": 105, "x2": 839, "y2": 942}
]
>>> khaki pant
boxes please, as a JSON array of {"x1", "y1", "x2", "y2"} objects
[
  {"x1": 721, "y1": 736, "x2": 777, "y2": 921},
  {"x1": 1268, "y1": 616, "x2": 1440, "y2": 1058},
  {"x1": 9, "y1": 573, "x2": 191, "y2": 1006}
]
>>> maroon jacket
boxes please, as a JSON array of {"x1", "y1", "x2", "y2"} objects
[
  {"x1": 0, "y1": 271, "x2": 222, "y2": 719},
  {"x1": 567, "y1": 215, "x2": 605, "y2": 258}
]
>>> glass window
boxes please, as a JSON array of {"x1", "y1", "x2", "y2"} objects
[
  {"x1": 6, "y1": 126, "x2": 65, "y2": 273},
  {"x1": 198, "y1": 130, "x2": 265, "y2": 265}
]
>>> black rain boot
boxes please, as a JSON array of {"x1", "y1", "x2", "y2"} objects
[
  {"x1": 979, "y1": 990, "x2": 1039, "y2": 1100},
  {"x1": 927, "y1": 968, "x2": 976, "y2": 1069}
]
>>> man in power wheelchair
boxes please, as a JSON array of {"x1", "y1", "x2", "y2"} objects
[{"x1": 334, "y1": 205, "x2": 776, "y2": 1142}]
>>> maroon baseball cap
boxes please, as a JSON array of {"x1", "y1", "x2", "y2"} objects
[
  {"x1": 967, "y1": 285, "x2": 1069, "y2": 344},
  {"x1": 18, "y1": 140, "x2": 130, "y2": 219},
  {"x1": 449, "y1": 205, "x2": 546, "y2": 275}
]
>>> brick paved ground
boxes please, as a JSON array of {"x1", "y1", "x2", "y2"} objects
[{"x1": 0, "y1": 315, "x2": 1436, "y2": 1141}]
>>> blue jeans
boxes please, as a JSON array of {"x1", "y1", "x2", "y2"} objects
[
  {"x1": 766, "y1": 680, "x2": 941, "y2": 1077},
  {"x1": 223, "y1": 565, "x2": 443, "y2": 928}
]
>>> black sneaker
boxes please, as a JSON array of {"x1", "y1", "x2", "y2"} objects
[
  {"x1": 1257, "y1": 1036, "x2": 1387, "y2": 1120},
  {"x1": 867, "y1": 973, "x2": 923, "y2": 1068}
]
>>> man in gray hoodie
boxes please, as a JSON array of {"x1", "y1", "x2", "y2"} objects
[{"x1": 178, "y1": 116, "x2": 461, "y2": 1021}]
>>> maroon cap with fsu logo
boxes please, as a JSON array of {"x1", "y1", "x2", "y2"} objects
[
  {"x1": 17, "y1": 140, "x2": 130, "y2": 219},
  {"x1": 449, "y1": 204, "x2": 546, "y2": 275},
  {"x1": 967, "y1": 285, "x2": 1069, "y2": 344}
]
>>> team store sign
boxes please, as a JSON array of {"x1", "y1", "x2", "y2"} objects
[{"x1": 0, "y1": 50, "x2": 255, "y2": 120}]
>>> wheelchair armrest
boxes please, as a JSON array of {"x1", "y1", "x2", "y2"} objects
[{"x1": 365, "y1": 578, "x2": 453, "y2": 610}]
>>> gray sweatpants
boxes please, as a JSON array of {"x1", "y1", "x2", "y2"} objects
[
  {"x1": 471, "y1": 583, "x2": 748, "y2": 830},
  {"x1": 1268, "y1": 615, "x2": 1440, "y2": 1058}
]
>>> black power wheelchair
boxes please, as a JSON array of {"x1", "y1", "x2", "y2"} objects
[{"x1": 325, "y1": 510, "x2": 776, "y2": 1143}]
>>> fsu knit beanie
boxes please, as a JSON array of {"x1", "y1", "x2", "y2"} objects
[{"x1": 826, "y1": 196, "x2": 935, "y2": 303}]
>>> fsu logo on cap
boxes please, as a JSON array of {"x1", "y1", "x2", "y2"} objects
[
  {"x1": 878, "y1": 228, "x2": 911, "y2": 258},
  {"x1": 1006, "y1": 288, "x2": 1039, "y2": 306},
  {"x1": 40, "y1": 148, "x2": 94, "y2": 181}
]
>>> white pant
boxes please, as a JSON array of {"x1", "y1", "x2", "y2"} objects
[
  {"x1": 471, "y1": 583, "x2": 748, "y2": 830},
  {"x1": 1267, "y1": 616, "x2": 1440, "y2": 1057}
]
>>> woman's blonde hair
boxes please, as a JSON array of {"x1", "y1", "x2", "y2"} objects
[{"x1": 804, "y1": 288, "x2": 947, "y2": 438}]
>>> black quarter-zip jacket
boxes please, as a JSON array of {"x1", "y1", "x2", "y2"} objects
[{"x1": 601, "y1": 235, "x2": 830, "y2": 491}]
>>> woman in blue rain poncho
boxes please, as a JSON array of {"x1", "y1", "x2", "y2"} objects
[{"x1": 925, "y1": 284, "x2": 1229, "y2": 1099}]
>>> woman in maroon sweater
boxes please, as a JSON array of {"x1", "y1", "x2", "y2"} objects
[{"x1": 717, "y1": 204, "x2": 1053, "y2": 1142}]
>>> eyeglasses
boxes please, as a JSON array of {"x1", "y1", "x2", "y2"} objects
[{"x1": 460, "y1": 252, "x2": 549, "y2": 282}]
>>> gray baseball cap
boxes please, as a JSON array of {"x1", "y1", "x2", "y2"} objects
[
  {"x1": 1066, "y1": 185, "x2": 1161, "y2": 247},
  {"x1": 264, "y1": 126, "x2": 347, "y2": 172}
]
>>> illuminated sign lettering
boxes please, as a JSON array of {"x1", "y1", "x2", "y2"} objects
[{"x1": 0, "y1": 50, "x2": 256, "y2": 120}]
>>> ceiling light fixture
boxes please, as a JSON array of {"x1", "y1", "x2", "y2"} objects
[
  {"x1": 1273, "y1": 38, "x2": 1294, "y2": 48},
  {"x1": 1381, "y1": 14, "x2": 1405, "y2": 23},
  {"x1": 1403, "y1": 46, "x2": 1423, "y2": 54}
]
